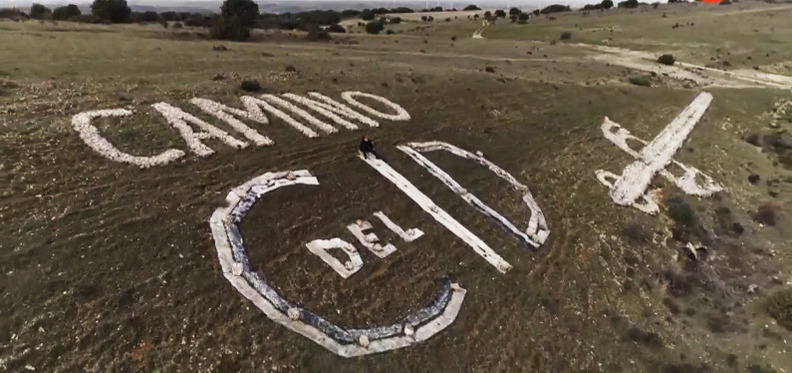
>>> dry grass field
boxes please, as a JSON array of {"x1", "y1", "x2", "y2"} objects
[{"x1": 2, "y1": 2, "x2": 792, "y2": 372}]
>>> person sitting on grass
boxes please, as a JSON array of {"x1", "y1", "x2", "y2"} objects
[{"x1": 359, "y1": 136, "x2": 380, "y2": 159}]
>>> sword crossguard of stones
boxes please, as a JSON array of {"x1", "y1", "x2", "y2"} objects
[{"x1": 595, "y1": 92, "x2": 724, "y2": 214}]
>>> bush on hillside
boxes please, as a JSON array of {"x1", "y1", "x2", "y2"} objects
[
  {"x1": 240, "y1": 80, "x2": 261, "y2": 92},
  {"x1": 365, "y1": 20, "x2": 384, "y2": 34},
  {"x1": 767, "y1": 289, "x2": 792, "y2": 331},
  {"x1": 666, "y1": 196, "x2": 697, "y2": 228},
  {"x1": 305, "y1": 25, "x2": 331, "y2": 41},
  {"x1": 327, "y1": 23, "x2": 345, "y2": 33},
  {"x1": 629, "y1": 76, "x2": 651, "y2": 87},
  {"x1": 657, "y1": 54, "x2": 676, "y2": 65}
]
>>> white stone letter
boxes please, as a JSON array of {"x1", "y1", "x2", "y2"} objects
[
  {"x1": 261, "y1": 94, "x2": 338, "y2": 134},
  {"x1": 190, "y1": 98, "x2": 273, "y2": 146},
  {"x1": 72, "y1": 109, "x2": 185, "y2": 168},
  {"x1": 341, "y1": 91, "x2": 411, "y2": 121},
  {"x1": 305, "y1": 238, "x2": 364, "y2": 278},
  {"x1": 283, "y1": 92, "x2": 380, "y2": 129},
  {"x1": 152, "y1": 102, "x2": 247, "y2": 157}
]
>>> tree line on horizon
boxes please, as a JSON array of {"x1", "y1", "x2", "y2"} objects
[{"x1": 0, "y1": 0, "x2": 706, "y2": 41}]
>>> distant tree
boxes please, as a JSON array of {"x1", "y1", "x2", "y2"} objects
[
  {"x1": 601, "y1": 0, "x2": 615, "y2": 8},
  {"x1": 210, "y1": 15, "x2": 250, "y2": 40},
  {"x1": 430, "y1": 6, "x2": 443, "y2": 11},
  {"x1": 518, "y1": 12, "x2": 529, "y2": 22},
  {"x1": 509, "y1": 14, "x2": 517, "y2": 22},
  {"x1": 360, "y1": 10, "x2": 375, "y2": 20},
  {"x1": 509, "y1": 7, "x2": 521, "y2": 15},
  {"x1": 463, "y1": 4, "x2": 481, "y2": 10},
  {"x1": 220, "y1": 0, "x2": 258, "y2": 28},
  {"x1": 52, "y1": 4, "x2": 81, "y2": 20},
  {"x1": 160, "y1": 11, "x2": 181, "y2": 21},
  {"x1": 340, "y1": 9, "x2": 360, "y2": 18},
  {"x1": 494, "y1": 9, "x2": 506, "y2": 17},
  {"x1": 131, "y1": 10, "x2": 159, "y2": 23},
  {"x1": 390, "y1": 7, "x2": 414, "y2": 13},
  {"x1": 30, "y1": 4, "x2": 51, "y2": 19},
  {"x1": 211, "y1": 0, "x2": 258, "y2": 41},
  {"x1": 484, "y1": 10, "x2": 492, "y2": 17},
  {"x1": 365, "y1": 20, "x2": 384, "y2": 34},
  {"x1": 540, "y1": 4, "x2": 571, "y2": 14},
  {"x1": 91, "y1": 0, "x2": 131, "y2": 23}
]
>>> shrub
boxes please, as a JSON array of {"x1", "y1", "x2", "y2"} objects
[
  {"x1": 52, "y1": 4, "x2": 81, "y2": 20},
  {"x1": 494, "y1": 9, "x2": 507, "y2": 17},
  {"x1": 365, "y1": 20, "x2": 384, "y2": 34},
  {"x1": 602, "y1": 0, "x2": 615, "y2": 8},
  {"x1": 560, "y1": 31, "x2": 572, "y2": 40},
  {"x1": 767, "y1": 289, "x2": 792, "y2": 331},
  {"x1": 518, "y1": 13, "x2": 529, "y2": 22},
  {"x1": 327, "y1": 24, "x2": 345, "y2": 33},
  {"x1": 629, "y1": 76, "x2": 651, "y2": 87},
  {"x1": 240, "y1": 80, "x2": 261, "y2": 92},
  {"x1": 484, "y1": 11, "x2": 492, "y2": 17},
  {"x1": 720, "y1": 0, "x2": 732, "y2": 4},
  {"x1": 626, "y1": 326, "x2": 663, "y2": 348},
  {"x1": 91, "y1": 0, "x2": 131, "y2": 23},
  {"x1": 509, "y1": 7, "x2": 522, "y2": 15},
  {"x1": 305, "y1": 26, "x2": 331, "y2": 41},
  {"x1": 666, "y1": 196, "x2": 696, "y2": 227},
  {"x1": 622, "y1": 222, "x2": 649, "y2": 242},
  {"x1": 754, "y1": 202, "x2": 782, "y2": 226},
  {"x1": 657, "y1": 54, "x2": 675, "y2": 66},
  {"x1": 389, "y1": 16, "x2": 402, "y2": 24},
  {"x1": 30, "y1": 4, "x2": 51, "y2": 19},
  {"x1": 172, "y1": 21, "x2": 184, "y2": 28}
]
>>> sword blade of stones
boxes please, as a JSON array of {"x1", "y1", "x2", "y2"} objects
[
  {"x1": 361, "y1": 156, "x2": 513, "y2": 274},
  {"x1": 609, "y1": 92, "x2": 714, "y2": 206}
]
